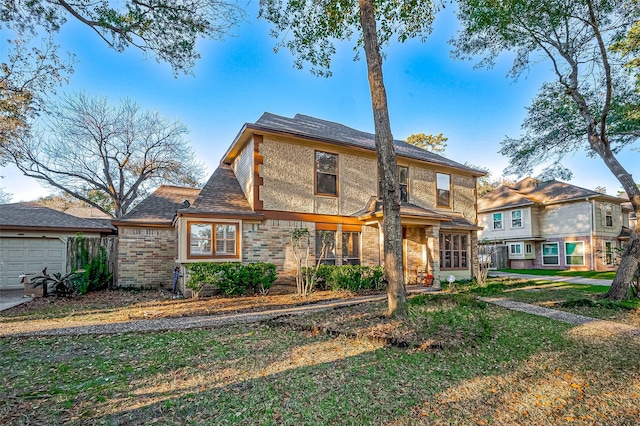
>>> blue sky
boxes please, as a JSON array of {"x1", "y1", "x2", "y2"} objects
[{"x1": 1, "y1": 4, "x2": 635, "y2": 201}]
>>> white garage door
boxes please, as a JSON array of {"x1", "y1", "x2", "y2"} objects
[{"x1": 0, "y1": 238, "x2": 66, "y2": 289}]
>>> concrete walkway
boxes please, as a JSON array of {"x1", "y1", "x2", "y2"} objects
[
  {"x1": 0, "y1": 286, "x2": 438, "y2": 337},
  {"x1": 0, "y1": 290, "x2": 31, "y2": 312},
  {"x1": 488, "y1": 271, "x2": 613, "y2": 286}
]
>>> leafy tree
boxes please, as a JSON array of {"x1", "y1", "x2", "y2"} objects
[
  {"x1": 1, "y1": 37, "x2": 74, "y2": 153},
  {"x1": 405, "y1": 132, "x2": 448, "y2": 153},
  {"x1": 453, "y1": 0, "x2": 640, "y2": 299},
  {"x1": 1, "y1": 0, "x2": 243, "y2": 155},
  {"x1": 260, "y1": 0, "x2": 438, "y2": 316},
  {"x1": 1, "y1": 92, "x2": 204, "y2": 218}
]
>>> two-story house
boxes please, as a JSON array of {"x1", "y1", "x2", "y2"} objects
[
  {"x1": 114, "y1": 113, "x2": 485, "y2": 291},
  {"x1": 478, "y1": 178, "x2": 631, "y2": 271}
]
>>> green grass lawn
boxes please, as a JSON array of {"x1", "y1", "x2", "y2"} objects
[
  {"x1": 1, "y1": 280, "x2": 639, "y2": 425},
  {"x1": 497, "y1": 268, "x2": 616, "y2": 280}
]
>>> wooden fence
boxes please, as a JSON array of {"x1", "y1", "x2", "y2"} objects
[{"x1": 66, "y1": 236, "x2": 118, "y2": 287}]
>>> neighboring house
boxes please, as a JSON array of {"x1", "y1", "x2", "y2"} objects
[
  {"x1": 0, "y1": 203, "x2": 115, "y2": 289},
  {"x1": 478, "y1": 178, "x2": 631, "y2": 271},
  {"x1": 114, "y1": 113, "x2": 485, "y2": 291}
]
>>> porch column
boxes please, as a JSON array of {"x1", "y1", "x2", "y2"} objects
[{"x1": 427, "y1": 225, "x2": 441, "y2": 289}]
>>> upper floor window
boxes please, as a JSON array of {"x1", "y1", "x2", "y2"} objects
[
  {"x1": 315, "y1": 230, "x2": 336, "y2": 264},
  {"x1": 436, "y1": 173, "x2": 451, "y2": 208},
  {"x1": 342, "y1": 232, "x2": 361, "y2": 265},
  {"x1": 605, "y1": 205, "x2": 613, "y2": 227},
  {"x1": 492, "y1": 212, "x2": 503, "y2": 230},
  {"x1": 315, "y1": 151, "x2": 338, "y2": 196},
  {"x1": 188, "y1": 222, "x2": 239, "y2": 259},
  {"x1": 378, "y1": 166, "x2": 409, "y2": 202},
  {"x1": 398, "y1": 166, "x2": 409, "y2": 202},
  {"x1": 511, "y1": 210, "x2": 523, "y2": 228}
]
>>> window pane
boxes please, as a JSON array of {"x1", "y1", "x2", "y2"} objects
[
  {"x1": 400, "y1": 184, "x2": 408, "y2": 203},
  {"x1": 215, "y1": 224, "x2": 236, "y2": 255},
  {"x1": 543, "y1": 256, "x2": 559, "y2": 265},
  {"x1": 192, "y1": 223, "x2": 212, "y2": 240},
  {"x1": 316, "y1": 230, "x2": 336, "y2": 261},
  {"x1": 190, "y1": 224, "x2": 212, "y2": 255},
  {"x1": 342, "y1": 232, "x2": 361, "y2": 259},
  {"x1": 316, "y1": 152, "x2": 337, "y2": 174},
  {"x1": 398, "y1": 166, "x2": 408, "y2": 184},
  {"x1": 316, "y1": 173, "x2": 337, "y2": 195},
  {"x1": 543, "y1": 244, "x2": 558, "y2": 255},
  {"x1": 436, "y1": 173, "x2": 450, "y2": 189},
  {"x1": 512, "y1": 210, "x2": 521, "y2": 219},
  {"x1": 438, "y1": 189, "x2": 450, "y2": 207}
]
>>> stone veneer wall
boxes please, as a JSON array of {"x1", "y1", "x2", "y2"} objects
[{"x1": 117, "y1": 226, "x2": 177, "y2": 289}]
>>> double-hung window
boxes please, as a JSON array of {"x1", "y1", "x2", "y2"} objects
[
  {"x1": 542, "y1": 242, "x2": 559, "y2": 265},
  {"x1": 315, "y1": 151, "x2": 338, "y2": 196},
  {"x1": 436, "y1": 173, "x2": 451, "y2": 208},
  {"x1": 511, "y1": 210, "x2": 523, "y2": 228},
  {"x1": 604, "y1": 205, "x2": 613, "y2": 227},
  {"x1": 493, "y1": 213, "x2": 503, "y2": 230},
  {"x1": 604, "y1": 241, "x2": 615, "y2": 266}
]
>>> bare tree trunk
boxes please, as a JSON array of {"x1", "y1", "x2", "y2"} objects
[{"x1": 358, "y1": 0, "x2": 406, "y2": 316}]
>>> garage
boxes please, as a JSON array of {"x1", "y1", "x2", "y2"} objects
[
  {"x1": 0, "y1": 237, "x2": 66, "y2": 289},
  {"x1": 0, "y1": 202, "x2": 114, "y2": 290}
]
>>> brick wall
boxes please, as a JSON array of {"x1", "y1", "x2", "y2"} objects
[{"x1": 117, "y1": 226, "x2": 177, "y2": 289}]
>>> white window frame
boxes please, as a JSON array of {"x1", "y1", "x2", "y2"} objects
[
  {"x1": 511, "y1": 209, "x2": 523, "y2": 228},
  {"x1": 509, "y1": 242, "x2": 522, "y2": 255},
  {"x1": 604, "y1": 205, "x2": 613, "y2": 227},
  {"x1": 542, "y1": 242, "x2": 559, "y2": 266},
  {"x1": 565, "y1": 241, "x2": 585, "y2": 266},
  {"x1": 604, "y1": 241, "x2": 615, "y2": 266},
  {"x1": 492, "y1": 212, "x2": 503, "y2": 230},
  {"x1": 525, "y1": 243, "x2": 533, "y2": 254}
]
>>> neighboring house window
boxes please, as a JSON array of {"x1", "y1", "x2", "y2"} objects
[
  {"x1": 565, "y1": 241, "x2": 585, "y2": 266},
  {"x1": 440, "y1": 233, "x2": 468, "y2": 269},
  {"x1": 436, "y1": 173, "x2": 451, "y2": 208},
  {"x1": 525, "y1": 243, "x2": 533, "y2": 254},
  {"x1": 316, "y1": 230, "x2": 336, "y2": 265},
  {"x1": 188, "y1": 222, "x2": 239, "y2": 258},
  {"x1": 605, "y1": 205, "x2": 613, "y2": 227},
  {"x1": 604, "y1": 241, "x2": 615, "y2": 266},
  {"x1": 493, "y1": 213, "x2": 503, "y2": 230},
  {"x1": 378, "y1": 166, "x2": 409, "y2": 202},
  {"x1": 398, "y1": 166, "x2": 409, "y2": 202},
  {"x1": 342, "y1": 232, "x2": 361, "y2": 265},
  {"x1": 511, "y1": 210, "x2": 523, "y2": 228},
  {"x1": 315, "y1": 151, "x2": 338, "y2": 196},
  {"x1": 542, "y1": 242, "x2": 559, "y2": 265},
  {"x1": 510, "y1": 243, "x2": 522, "y2": 255}
]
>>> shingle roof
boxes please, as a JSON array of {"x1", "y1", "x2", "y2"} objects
[
  {"x1": 478, "y1": 177, "x2": 628, "y2": 212},
  {"x1": 116, "y1": 185, "x2": 201, "y2": 225},
  {"x1": 0, "y1": 203, "x2": 114, "y2": 232},
  {"x1": 183, "y1": 164, "x2": 262, "y2": 218},
  {"x1": 229, "y1": 113, "x2": 485, "y2": 176},
  {"x1": 352, "y1": 196, "x2": 481, "y2": 229}
]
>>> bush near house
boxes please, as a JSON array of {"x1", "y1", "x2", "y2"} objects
[
  {"x1": 185, "y1": 262, "x2": 277, "y2": 296},
  {"x1": 310, "y1": 265, "x2": 385, "y2": 292}
]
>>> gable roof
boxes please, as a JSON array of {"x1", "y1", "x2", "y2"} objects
[
  {"x1": 115, "y1": 185, "x2": 201, "y2": 226},
  {"x1": 479, "y1": 177, "x2": 628, "y2": 212},
  {"x1": 0, "y1": 203, "x2": 114, "y2": 232},
  {"x1": 224, "y1": 113, "x2": 486, "y2": 176},
  {"x1": 180, "y1": 164, "x2": 262, "y2": 218}
]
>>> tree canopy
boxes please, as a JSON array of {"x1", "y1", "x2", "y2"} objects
[
  {"x1": 259, "y1": 0, "x2": 440, "y2": 316},
  {"x1": 453, "y1": 0, "x2": 640, "y2": 299},
  {"x1": 405, "y1": 132, "x2": 448, "y2": 153},
  {"x1": 1, "y1": 92, "x2": 204, "y2": 218}
]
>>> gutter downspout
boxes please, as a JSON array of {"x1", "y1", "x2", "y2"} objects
[{"x1": 589, "y1": 198, "x2": 596, "y2": 271}]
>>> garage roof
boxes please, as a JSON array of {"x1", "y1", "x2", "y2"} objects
[{"x1": 0, "y1": 203, "x2": 115, "y2": 232}]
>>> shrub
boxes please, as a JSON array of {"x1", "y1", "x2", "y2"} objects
[
  {"x1": 75, "y1": 245, "x2": 112, "y2": 295},
  {"x1": 185, "y1": 262, "x2": 277, "y2": 297},
  {"x1": 304, "y1": 265, "x2": 385, "y2": 292}
]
